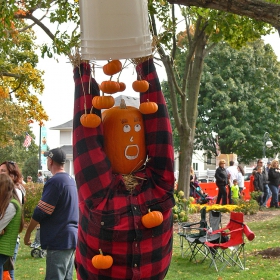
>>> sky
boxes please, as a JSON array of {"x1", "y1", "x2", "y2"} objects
[{"x1": 31, "y1": 32, "x2": 280, "y2": 149}]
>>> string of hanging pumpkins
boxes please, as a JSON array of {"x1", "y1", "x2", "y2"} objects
[{"x1": 80, "y1": 59, "x2": 158, "y2": 128}]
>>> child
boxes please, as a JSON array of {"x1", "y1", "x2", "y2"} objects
[{"x1": 231, "y1": 179, "x2": 240, "y2": 204}]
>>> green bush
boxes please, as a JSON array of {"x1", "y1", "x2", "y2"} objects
[
  {"x1": 173, "y1": 190, "x2": 195, "y2": 222},
  {"x1": 24, "y1": 182, "x2": 44, "y2": 221}
]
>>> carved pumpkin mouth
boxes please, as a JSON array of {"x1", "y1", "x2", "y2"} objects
[{"x1": 125, "y1": 145, "x2": 139, "y2": 160}]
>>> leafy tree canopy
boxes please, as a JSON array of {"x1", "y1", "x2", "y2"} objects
[
  {"x1": 0, "y1": 129, "x2": 39, "y2": 176},
  {"x1": 0, "y1": 3, "x2": 50, "y2": 147},
  {"x1": 165, "y1": 38, "x2": 280, "y2": 164},
  {"x1": 195, "y1": 39, "x2": 280, "y2": 163}
]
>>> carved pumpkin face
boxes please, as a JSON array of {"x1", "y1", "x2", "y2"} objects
[{"x1": 102, "y1": 102, "x2": 146, "y2": 174}]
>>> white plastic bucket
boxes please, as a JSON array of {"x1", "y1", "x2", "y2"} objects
[
  {"x1": 79, "y1": 0, "x2": 152, "y2": 60},
  {"x1": 81, "y1": 42, "x2": 151, "y2": 53},
  {"x1": 80, "y1": 35, "x2": 151, "y2": 48}
]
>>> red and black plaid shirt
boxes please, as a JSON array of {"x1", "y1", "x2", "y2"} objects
[{"x1": 73, "y1": 59, "x2": 175, "y2": 280}]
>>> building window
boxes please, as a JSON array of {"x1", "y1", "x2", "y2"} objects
[
  {"x1": 206, "y1": 156, "x2": 212, "y2": 164},
  {"x1": 193, "y1": 163, "x2": 198, "y2": 170}
]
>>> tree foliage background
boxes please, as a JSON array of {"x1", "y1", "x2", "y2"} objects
[
  {"x1": 164, "y1": 39, "x2": 280, "y2": 164},
  {"x1": 196, "y1": 39, "x2": 280, "y2": 163}
]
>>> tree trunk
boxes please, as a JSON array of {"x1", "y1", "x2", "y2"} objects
[
  {"x1": 178, "y1": 130, "x2": 192, "y2": 198},
  {"x1": 170, "y1": 24, "x2": 208, "y2": 197}
]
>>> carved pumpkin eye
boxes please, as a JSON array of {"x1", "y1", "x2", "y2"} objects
[
  {"x1": 123, "y1": 125, "x2": 131, "y2": 133},
  {"x1": 134, "y1": 124, "x2": 141, "y2": 132}
]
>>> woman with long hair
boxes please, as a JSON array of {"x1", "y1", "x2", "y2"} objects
[
  {"x1": 237, "y1": 165, "x2": 245, "y2": 196},
  {"x1": 0, "y1": 174, "x2": 24, "y2": 278},
  {"x1": 0, "y1": 161, "x2": 26, "y2": 205},
  {"x1": 0, "y1": 161, "x2": 25, "y2": 280}
]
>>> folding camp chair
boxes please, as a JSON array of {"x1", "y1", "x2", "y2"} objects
[
  {"x1": 185, "y1": 210, "x2": 222, "y2": 263},
  {"x1": 205, "y1": 212, "x2": 255, "y2": 272},
  {"x1": 177, "y1": 207, "x2": 207, "y2": 258}
]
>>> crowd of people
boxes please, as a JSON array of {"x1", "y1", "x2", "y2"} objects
[{"x1": 213, "y1": 159, "x2": 280, "y2": 208}]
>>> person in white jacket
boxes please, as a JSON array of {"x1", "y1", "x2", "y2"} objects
[{"x1": 226, "y1": 161, "x2": 238, "y2": 204}]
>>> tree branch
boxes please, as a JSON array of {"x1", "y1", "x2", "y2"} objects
[
  {"x1": 0, "y1": 72, "x2": 21, "y2": 78},
  {"x1": 167, "y1": 0, "x2": 280, "y2": 29}
]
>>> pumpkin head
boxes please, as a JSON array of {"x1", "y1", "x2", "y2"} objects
[
  {"x1": 103, "y1": 60, "x2": 122, "y2": 76},
  {"x1": 92, "y1": 249, "x2": 113, "y2": 269},
  {"x1": 139, "y1": 99, "x2": 158, "y2": 114},
  {"x1": 132, "y1": 80, "x2": 149, "y2": 92},
  {"x1": 92, "y1": 96, "x2": 115, "y2": 109},
  {"x1": 141, "y1": 209, "x2": 163, "y2": 228},
  {"x1": 80, "y1": 113, "x2": 101, "y2": 128},
  {"x1": 102, "y1": 99, "x2": 146, "y2": 174}
]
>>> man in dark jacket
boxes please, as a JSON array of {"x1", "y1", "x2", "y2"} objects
[
  {"x1": 254, "y1": 159, "x2": 271, "y2": 207},
  {"x1": 254, "y1": 166, "x2": 264, "y2": 206},
  {"x1": 215, "y1": 159, "x2": 228, "y2": 205}
]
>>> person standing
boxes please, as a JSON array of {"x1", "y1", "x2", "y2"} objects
[
  {"x1": 254, "y1": 166, "x2": 264, "y2": 206},
  {"x1": 0, "y1": 161, "x2": 25, "y2": 280},
  {"x1": 190, "y1": 166, "x2": 197, "y2": 198},
  {"x1": 237, "y1": 165, "x2": 245, "y2": 197},
  {"x1": 226, "y1": 161, "x2": 238, "y2": 204},
  {"x1": 37, "y1": 171, "x2": 44, "y2": 184},
  {"x1": 215, "y1": 160, "x2": 228, "y2": 205},
  {"x1": 249, "y1": 170, "x2": 257, "y2": 193},
  {"x1": 268, "y1": 159, "x2": 280, "y2": 208},
  {"x1": 230, "y1": 179, "x2": 240, "y2": 204},
  {"x1": 254, "y1": 159, "x2": 272, "y2": 208},
  {"x1": 0, "y1": 174, "x2": 24, "y2": 279},
  {"x1": 24, "y1": 148, "x2": 78, "y2": 280}
]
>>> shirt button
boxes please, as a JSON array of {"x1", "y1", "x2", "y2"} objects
[
  {"x1": 101, "y1": 222, "x2": 104, "y2": 226},
  {"x1": 135, "y1": 243, "x2": 138, "y2": 247},
  {"x1": 134, "y1": 264, "x2": 137, "y2": 267}
]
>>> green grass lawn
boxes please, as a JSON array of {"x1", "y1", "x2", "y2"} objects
[{"x1": 14, "y1": 213, "x2": 280, "y2": 280}]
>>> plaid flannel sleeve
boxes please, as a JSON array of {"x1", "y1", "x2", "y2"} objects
[
  {"x1": 136, "y1": 58, "x2": 175, "y2": 189},
  {"x1": 73, "y1": 62, "x2": 113, "y2": 203}
]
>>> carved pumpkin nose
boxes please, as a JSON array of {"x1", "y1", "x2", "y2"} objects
[{"x1": 130, "y1": 136, "x2": 133, "y2": 142}]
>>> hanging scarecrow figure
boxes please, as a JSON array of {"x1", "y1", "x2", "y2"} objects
[{"x1": 73, "y1": 57, "x2": 175, "y2": 279}]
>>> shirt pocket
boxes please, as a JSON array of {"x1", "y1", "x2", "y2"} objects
[{"x1": 88, "y1": 210, "x2": 121, "y2": 241}]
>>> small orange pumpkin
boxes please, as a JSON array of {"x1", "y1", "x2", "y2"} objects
[
  {"x1": 92, "y1": 249, "x2": 113, "y2": 269},
  {"x1": 100, "y1": 81, "x2": 120, "y2": 94},
  {"x1": 141, "y1": 209, "x2": 163, "y2": 228},
  {"x1": 80, "y1": 108, "x2": 101, "y2": 128},
  {"x1": 139, "y1": 99, "x2": 158, "y2": 114},
  {"x1": 118, "y1": 82, "x2": 126, "y2": 92},
  {"x1": 92, "y1": 96, "x2": 115, "y2": 109},
  {"x1": 132, "y1": 80, "x2": 149, "y2": 92},
  {"x1": 103, "y1": 60, "x2": 122, "y2": 76}
]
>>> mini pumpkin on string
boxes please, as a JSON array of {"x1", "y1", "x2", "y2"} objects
[
  {"x1": 92, "y1": 249, "x2": 113, "y2": 270},
  {"x1": 118, "y1": 81, "x2": 126, "y2": 92},
  {"x1": 80, "y1": 107, "x2": 101, "y2": 128},
  {"x1": 141, "y1": 209, "x2": 163, "y2": 228},
  {"x1": 132, "y1": 79, "x2": 149, "y2": 92},
  {"x1": 139, "y1": 99, "x2": 158, "y2": 114},
  {"x1": 103, "y1": 60, "x2": 122, "y2": 76},
  {"x1": 100, "y1": 81, "x2": 120, "y2": 94},
  {"x1": 92, "y1": 95, "x2": 115, "y2": 110}
]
